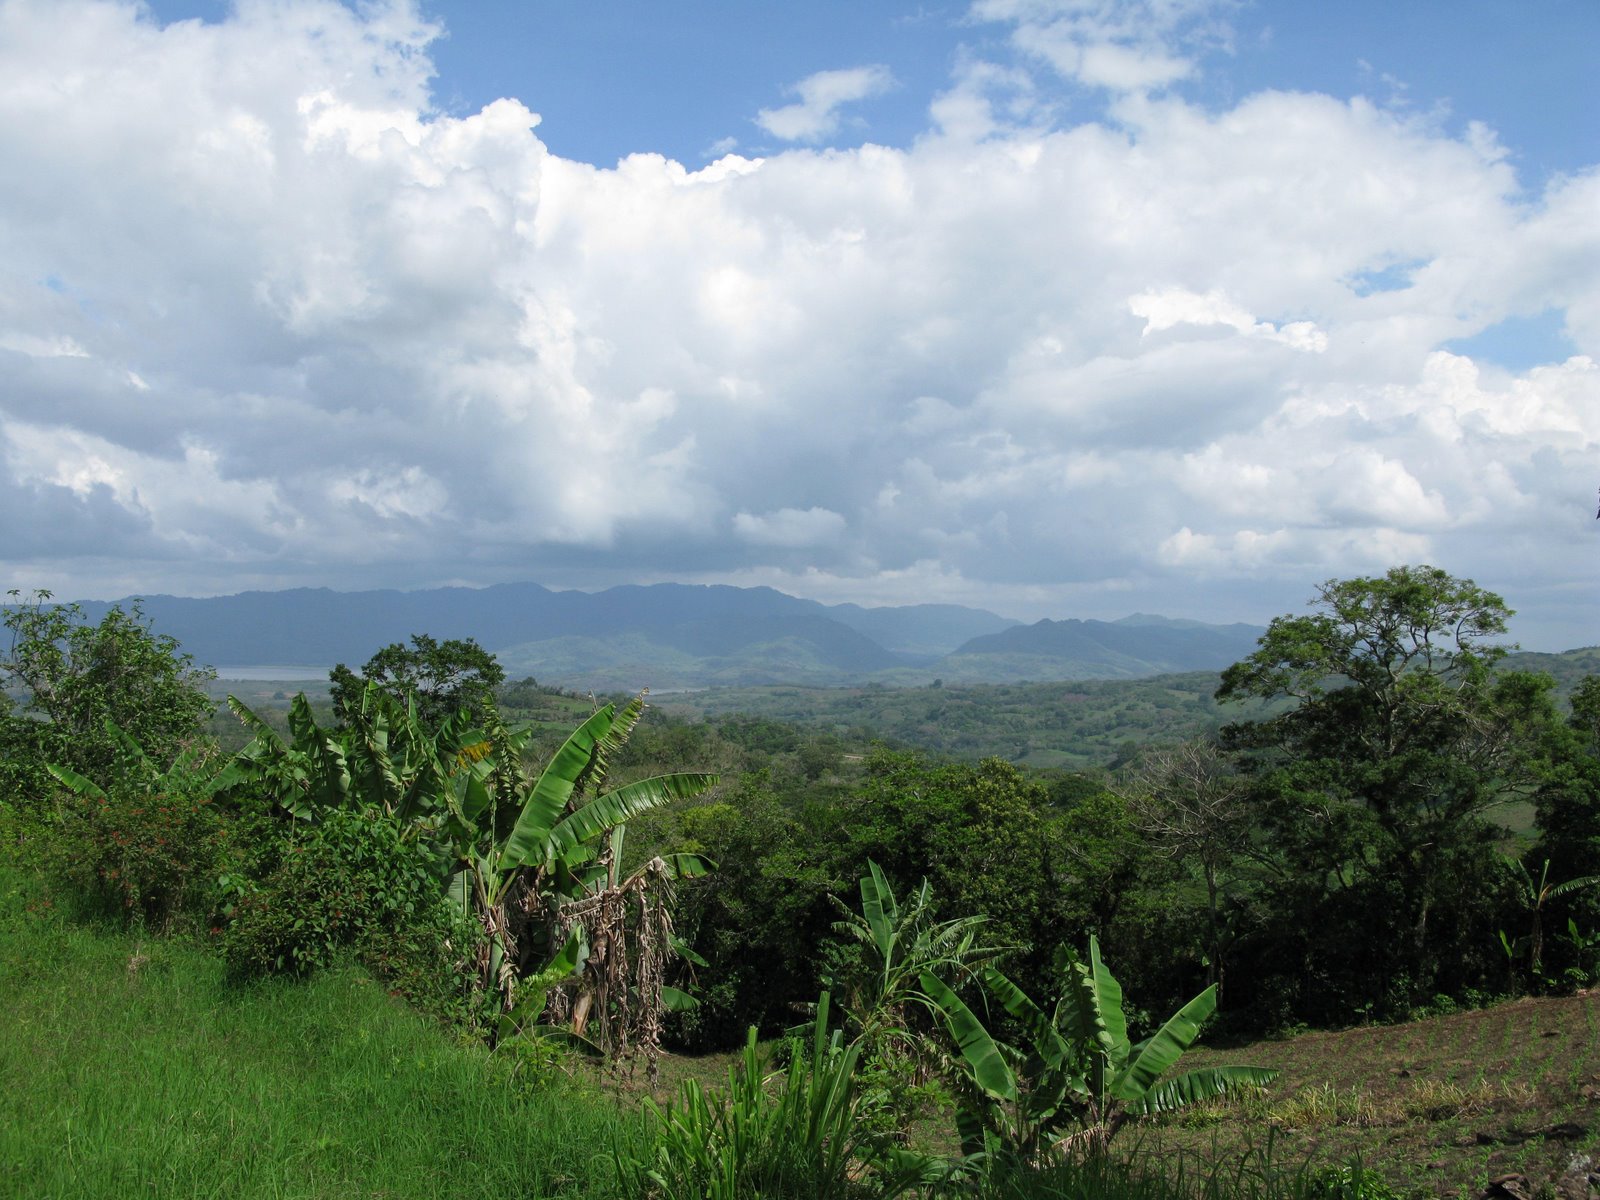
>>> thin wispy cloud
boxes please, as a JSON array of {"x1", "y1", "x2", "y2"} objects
[
  {"x1": 755, "y1": 65, "x2": 896, "y2": 142},
  {"x1": 971, "y1": 0, "x2": 1237, "y2": 92}
]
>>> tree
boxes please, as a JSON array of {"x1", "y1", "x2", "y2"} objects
[
  {"x1": 1119, "y1": 739, "x2": 1253, "y2": 1000},
  {"x1": 839, "y1": 752, "x2": 1060, "y2": 987},
  {"x1": 1534, "y1": 675, "x2": 1600, "y2": 875},
  {"x1": 1216, "y1": 565, "x2": 1551, "y2": 1011},
  {"x1": 2, "y1": 590, "x2": 214, "y2": 795},
  {"x1": 329, "y1": 633, "x2": 504, "y2": 727}
]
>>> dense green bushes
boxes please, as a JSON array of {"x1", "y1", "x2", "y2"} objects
[
  {"x1": 219, "y1": 806, "x2": 478, "y2": 1017},
  {"x1": 54, "y1": 771, "x2": 227, "y2": 930},
  {"x1": 2, "y1": 591, "x2": 215, "y2": 795}
]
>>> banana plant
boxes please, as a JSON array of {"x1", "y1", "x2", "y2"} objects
[
  {"x1": 216, "y1": 682, "x2": 716, "y2": 1064},
  {"x1": 830, "y1": 861, "x2": 1000, "y2": 1055},
  {"x1": 215, "y1": 684, "x2": 491, "y2": 825},
  {"x1": 1502, "y1": 856, "x2": 1600, "y2": 978},
  {"x1": 446, "y1": 693, "x2": 718, "y2": 1062},
  {"x1": 452, "y1": 697, "x2": 708, "y2": 930},
  {"x1": 922, "y1": 935, "x2": 1276, "y2": 1164}
]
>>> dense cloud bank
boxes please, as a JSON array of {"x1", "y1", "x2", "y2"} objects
[{"x1": 0, "y1": 0, "x2": 1596, "y2": 645}]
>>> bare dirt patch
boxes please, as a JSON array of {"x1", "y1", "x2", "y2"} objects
[{"x1": 1151, "y1": 992, "x2": 1600, "y2": 1196}]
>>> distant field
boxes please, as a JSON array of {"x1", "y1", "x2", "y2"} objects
[
  {"x1": 193, "y1": 646, "x2": 1600, "y2": 771},
  {"x1": 651, "y1": 672, "x2": 1277, "y2": 769}
]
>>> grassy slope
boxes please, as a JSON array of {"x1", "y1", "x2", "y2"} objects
[
  {"x1": 1161, "y1": 994, "x2": 1600, "y2": 1195},
  {"x1": 0, "y1": 868, "x2": 638, "y2": 1200}
]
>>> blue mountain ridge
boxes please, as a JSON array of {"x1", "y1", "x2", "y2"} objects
[{"x1": 62, "y1": 582, "x2": 1264, "y2": 687}]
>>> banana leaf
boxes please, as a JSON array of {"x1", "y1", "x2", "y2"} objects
[
  {"x1": 983, "y1": 966, "x2": 1072, "y2": 1074},
  {"x1": 572, "y1": 693, "x2": 646, "y2": 797},
  {"x1": 497, "y1": 704, "x2": 618, "y2": 872},
  {"x1": 103, "y1": 720, "x2": 155, "y2": 778},
  {"x1": 546, "y1": 772, "x2": 720, "y2": 861},
  {"x1": 861, "y1": 860, "x2": 897, "y2": 954},
  {"x1": 921, "y1": 972, "x2": 1016, "y2": 1102},
  {"x1": 1059, "y1": 936, "x2": 1129, "y2": 1068},
  {"x1": 225, "y1": 695, "x2": 287, "y2": 753},
  {"x1": 661, "y1": 985, "x2": 699, "y2": 1012},
  {"x1": 670, "y1": 934, "x2": 709, "y2": 968},
  {"x1": 1130, "y1": 1065, "x2": 1278, "y2": 1115},
  {"x1": 659, "y1": 852, "x2": 714, "y2": 880},
  {"x1": 1113, "y1": 984, "x2": 1216, "y2": 1102},
  {"x1": 44, "y1": 762, "x2": 107, "y2": 801}
]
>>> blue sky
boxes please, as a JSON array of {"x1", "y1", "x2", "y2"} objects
[
  {"x1": 2, "y1": 0, "x2": 1598, "y2": 646},
  {"x1": 152, "y1": 0, "x2": 1600, "y2": 184}
]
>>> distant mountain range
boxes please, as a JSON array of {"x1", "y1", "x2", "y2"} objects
[{"x1": 69, "y1": 582, "x2": 1269, "y2": 689}]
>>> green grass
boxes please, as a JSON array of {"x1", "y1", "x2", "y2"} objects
[{"x1": 0, "y1": 867, "x2": 639, "y2": 1199}]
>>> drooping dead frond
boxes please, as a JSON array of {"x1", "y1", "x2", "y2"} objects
[{"x1": 544, "y1": 855, "x2": 679, "y2": 1081}]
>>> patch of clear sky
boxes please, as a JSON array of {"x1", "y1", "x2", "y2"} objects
[{"x1": 145, "y1": 1, "x2": 1597, "y2": 184}]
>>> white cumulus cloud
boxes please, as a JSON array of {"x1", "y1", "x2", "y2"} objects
[
  {"x1": 0, "y1": 0, "x2": 1595, "y2": 646},
  {"x1": 971, "y1": 0, "x2": 1236, "y2": 93}
]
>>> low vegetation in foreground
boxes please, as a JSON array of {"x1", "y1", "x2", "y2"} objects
[
  {"x1": 8, "y1": 866, "x2": 1598, "y2": 1198},
  {"x1": 0, "y1": 864, "x2": 639, "y2": 1199}
]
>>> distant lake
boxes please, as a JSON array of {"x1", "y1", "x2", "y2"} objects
[{"x1": 212, "y1": 666, "x2": 332, "y2": 681}]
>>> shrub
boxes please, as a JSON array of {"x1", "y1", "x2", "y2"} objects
[
  {"x1": 1, "y1": 591, "x2": 214, "y2": 805},
  {"x1": 53, "y1": 776, "x2": 225, "y2": 931},
  {"x1": 220, "y1": 807, "x2": 481, "y2": 1024},
  {"x1": 1298, "y1": 1164, "x2": 1404, "y2": 1200}
]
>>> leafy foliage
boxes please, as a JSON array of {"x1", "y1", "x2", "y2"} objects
[
  {"x1": 219, "y1": 804, "x2": 478, "y2": 1019},
  {"x1": 1216, "y1": 565, "x2": 1554, "y2": 1019},
  {"x1": 330, "y1": 633, "x2": 505, "y2": 728},
  {"x1": 827, "y1": 863, "x2": 999, "y2": 1134},
  {"x1": 1, "y1": 590, "x2": 214, "y2": 806},
  {"x1": 217, "y1": 682, "x2": 718, "y2": 1066},
  {"x1": 830, "y1": 861, "x2": 999, "y2": 1045},
  {"x1": 1498, "y1": 855, "x2": 1600, "y2": 985},
  {"x1": 621, "y1": 992, "x2": 941, "y2": 1200},
  {"x1": 44, "y1": 727, "x2": 227, "y2": 929},
  {"x1": 923, "y1": 936, "x2": 1277, "y2": 1168}
]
